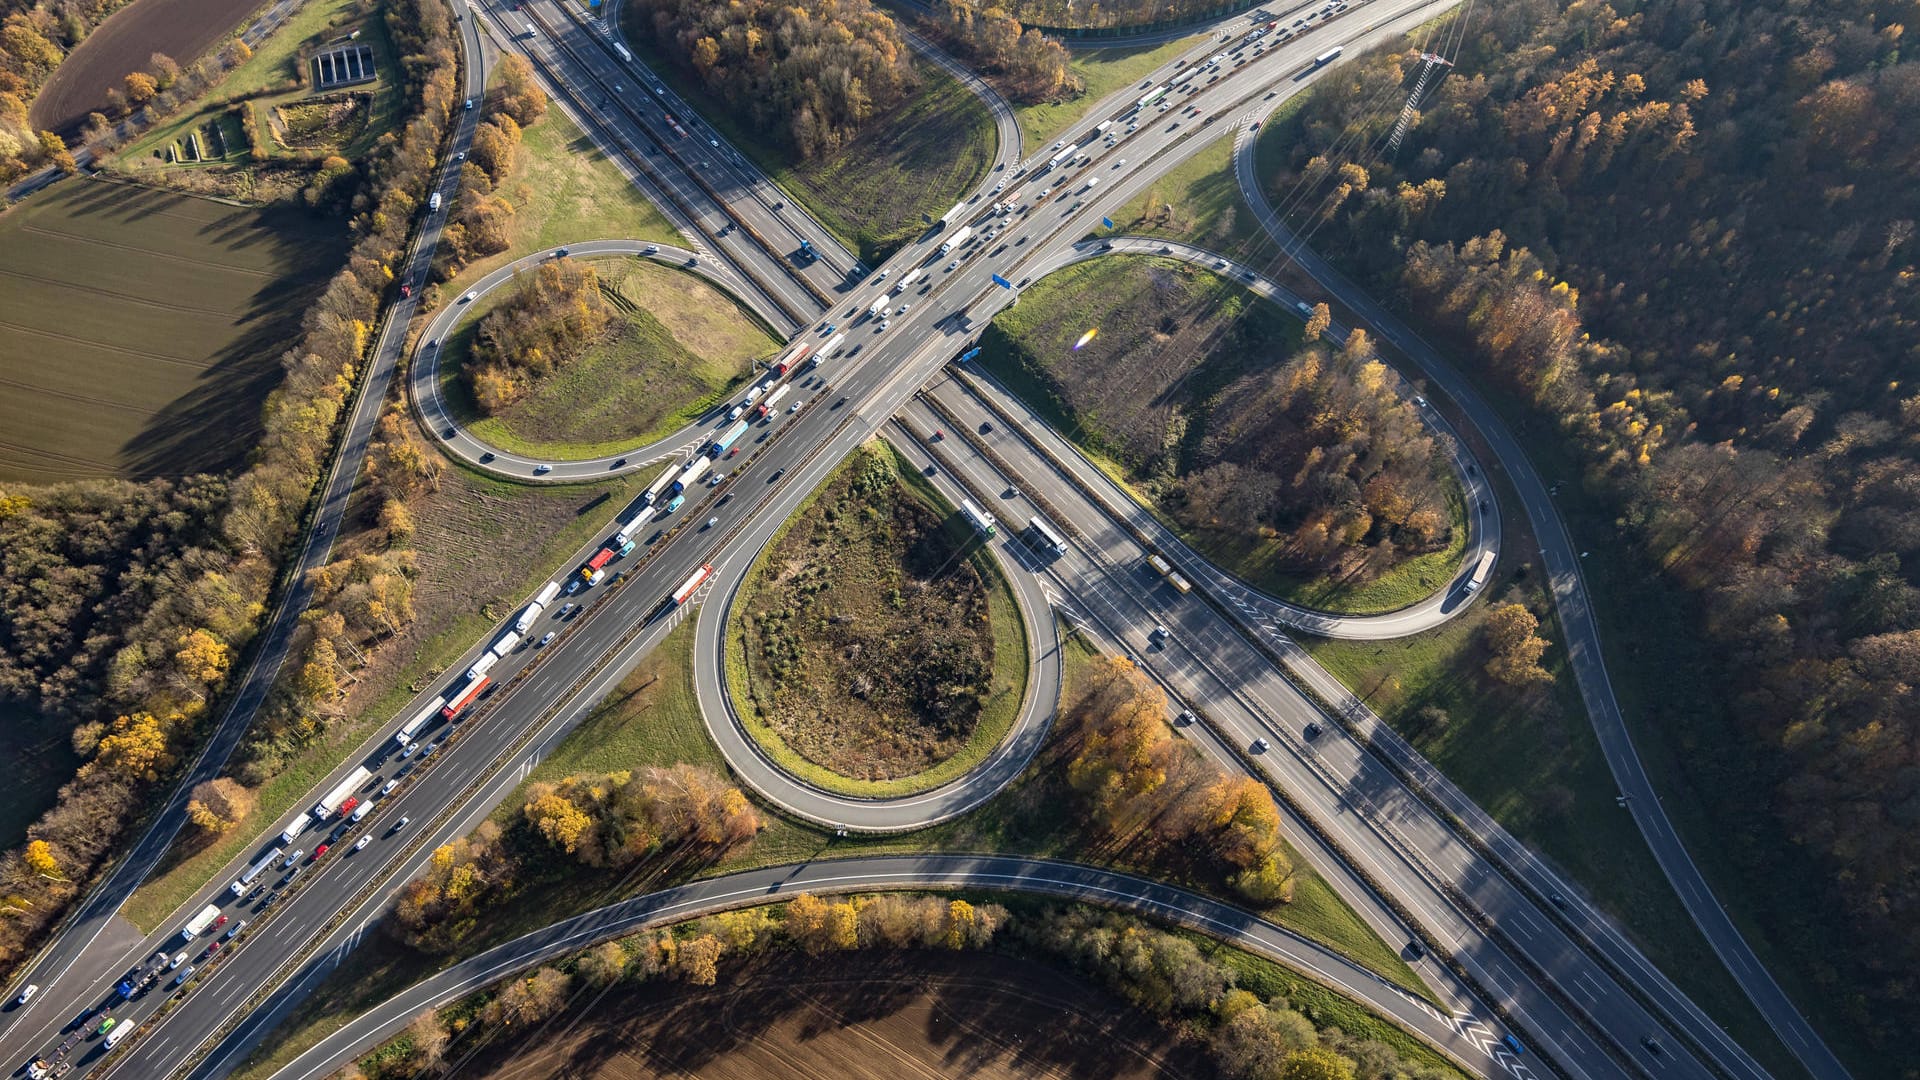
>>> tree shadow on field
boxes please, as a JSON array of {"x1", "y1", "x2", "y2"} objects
[{"x1": 118, "y1": 200, "x2": 347, "y2": 479}]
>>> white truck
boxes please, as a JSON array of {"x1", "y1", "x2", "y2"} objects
[
  {"x1": 939, "y1": 226, "x2": 973, "y2": 256},
  {"x1": 466, "y1": 651, "x2": 498, "y2": 682},
  {"x1": 512, "y1": 602, "x2": 542, "y2": 634},
  {"x1": 867, "y1": 296, "x2": 890, "y2": 319},
  {"x1": 891, "y1": 268, "x2": 924, "y2": 294},
  {"x1": 278, "y1": 814, "x2": 311, "y2": 846},
  {"x1": 938, "y1": 200, "x2": 967, "y2": 227},
  {"x1": 394, "y1": 696, "x2": 444, "y2": 749},
  {"x1": 533, "y1": 580, "x2": 563, "y2": 608},
  {"x1": 490, "y1": 630, "x2": 521, "y2": 658},
  {"x1": 180, "y1": 904, "x2": 221, "y2": 943},
  {"x1": 229, "y1": 847, "x2": 283, "y2": 897},
  {"x1": 312, "y1": 766, "x2": 373, "y2": 822}
]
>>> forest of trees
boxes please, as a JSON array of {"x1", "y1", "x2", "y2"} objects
[
  {"x1": 0, "y1": 0, "x2": 460, "y2": 982},
  {"x1": 626, "y1": 0, "x2": 919, "y2": 159},
  {"x1": 462, "y1": 258, "x2": 616, "y2": 413},
  {"x1": 925, "y1": 0, "x2": 1078, "y2": 103},
  {"x1": 1067, "y1": 657, "x2": 1295, "y2": 902},
  {"x1": 0, "y1": 0, "x2": 124, "y2": 178},
  {"x1": 1265, "y1": 0, "x2": 1920, "y2": 1055},
  {"x1": 1178, "y1": 328, "x2": 1452, "y2": 583}
]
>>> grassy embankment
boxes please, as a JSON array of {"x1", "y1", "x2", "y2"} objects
[
  {"x1": 232, "y1": 616, "x2": 1432, "y2": 1080},
  {"x1": 429, "y1": 66, "x2": 682, "y2": 303},
  {"x1": 726, "y1": 442, "x2": 1031, "y2": 796},
  {"x1": 618, "y1": 22, "x2": 993, "y2": 265},
  {"x1": 120, "y1": 0, "x2": 402, "y2": 169},
  {"x1": 434, "y1": 257, "x2": 777, "y2": 460},
  {"x1": 979, "y1": 255, "x2": 1468, "y2": 613}
]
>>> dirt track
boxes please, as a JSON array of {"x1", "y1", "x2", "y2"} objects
[
  {"x1": 29, "y1": 0, "x2": 268, "y2": 135},
  {"x1": 471, "y1": 952, "x2": 1211, "y2": 1080}
]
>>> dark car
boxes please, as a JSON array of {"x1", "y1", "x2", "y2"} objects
[{"x1": 1304, "y1": 721, "x2": 1324, "y2": 739}]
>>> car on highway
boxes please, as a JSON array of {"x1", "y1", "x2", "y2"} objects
[
  {"x1": 200, "y1": 941, "x2": 222, "y2": 961},
  {"x1": 1502, "y1": 1035, "x2": 1525, "y2": 1055},
  {"x1": 1251, "y1": 738, "x2": 1270, "y2": 753},
  {"x1": 533, "y1": 464, "x2": 552, "y2": 475},
  {"x1": 1175, "y1": 710, "x2": 1194, "y2": 727},
  {"x1": 222, "y1": 920, "x2": 247, "y2": 941},
  {"x1": 171, "y1": 966, "x2": 195, "y2": 988},
  {"x1": 280, "y1": 849, "x2": 303, "y2": 869},
  {"x1": 463, "y1": 98, "x2": 473, "y2": 110},
  {"x1": 1304, "y1": 722, "x2": 1324, "y2": 739},
  {"x1": 1641, "y1": 1037, "x2": 1665, "y2": 1056},
  {"x1": 278, "y1": 865, "x2": 302, "y2": 887},
  {"x1": 390, "y1": 816, "x2": 411, "y2": 835},
  {"x1": 169, "y1": 950, "x2": 188, "y2": 969},
  {"x1": 96, "y1": 1016, "x2": 116, "y2": 1036},
  {"x1": 421, "y1": 742, "x2": 440, "y2": 760},
  {"x1": 312, "y1": 843, "x2": 330, "y2": 859},
  {"x1": 212, "y1": 913, "x2": 228, "y2": 930},
  {"x1": 399, "y1": 741, "x2": 420, "y2": 759},
  {"x1": 380, "y1": 779, "x2": 400, "y2": 797},
  {"x1": 1150, "y1": 624, "x2": 1169, "y2": 643},
  {"x1": 353, "y1": 835, "x2": 372, "y2": 853},
  {"x1": 14, "y1": 983, "x2": 37, "y2": 1005},
  {"x1": 539, "y1": 631, "x2": 556, "y2": 647}
]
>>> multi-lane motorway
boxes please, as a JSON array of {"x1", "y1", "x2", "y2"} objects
[{"x1": 0, "y1": 1, "x2": 1847, "y2": 1079}]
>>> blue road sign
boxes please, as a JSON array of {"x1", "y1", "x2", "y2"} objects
[
  {"x1": 1102, "y1": 216, "x2": 1114, "y2": 229},
  {"x1": 959, "y1": 348, "x2": 982, "y2": 363},
  {"x1": 991, "y1": 273, "x2": 1012, "y2": 289}
]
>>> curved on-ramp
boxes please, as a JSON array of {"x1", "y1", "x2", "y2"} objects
[
  {"x1": 688, "y1": 424, "x2": 1061, "y2": 833},
  {"x1": 409, "y1": 240, "x2": 786, "y2": 482},
  {"x1": 262, "y1": 855, "x2": 1502, "y2": 1080}
]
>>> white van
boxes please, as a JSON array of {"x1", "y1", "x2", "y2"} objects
[{"x1": 105, "y1": 1021, "x2": 132, "y2": 1049}]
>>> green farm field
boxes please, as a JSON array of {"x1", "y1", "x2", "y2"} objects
[{"x1": 0, "y1": 179, "x2": 345, "y2": 483}]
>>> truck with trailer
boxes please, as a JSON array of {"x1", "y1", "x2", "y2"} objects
[
  {"x1": 756, "y1": 384, "x2": 792, "y2": 418},
  {"x1": 613, "y1": 42, "x2": 633, "y2": 63},
  {"x1": 939, "y1": 226, "x2": 973, "y2": 256},
  {"x1": 669, "y1": 456, "x2": 710, "y2": 495},
  {"x1": 581, "y1": 547, "x2": 616, "y2": 585},
  {"x1": 1047, "y1": 143, "x2": 1079, "y2": 168},
  {"x1": 229, "y1": 847, "x2": 283, "y2": 897},
  {"x1": 277, "y1": 813, "x2": 311, "y2": 846},
  {"x1": 490, "y1": 630, "x2": 521, "y2": 658},
  {"x1": 179, "y1": 904, "x2": 221, "y2": 943},
  {"x1": 743, "y1": 382, "x2": 769, "y2": 405},
  {"x1": 394, "y1": 696, "x2": 444, "y2": 749},
  {"x1": 708, "y1": 419, "x2": 751, "y2": 458},
  {"x1": 641, "y1": 470, "x2": 677, "y2": 506},
  {"x1": 960, "y1": 499, "x2": 997, "y2": 536},
  {"x1": 938, "y1": 201, "x2": 968, "y2": 228},
  {"x1": 1026, "y1": 516, "x2": 1068, "y2": 557},
  {"x1": 466, "y1": 651, "x2": 498, "y2": 682},
  {"x1": 811, "y1": 333, "x2": 845, "y2": 364},
  {"x1": 772, "y1": 342, "x2": 811, "y2": 374},
  {"x1": 891, "y1": 268, "x2": 924, "y2": 294},
  {"x1": 312, "y1": 766, "x2": 373, "y2": 821},
  {"x1": 867, "y1": 296, "x2": 890, "y2": 319},
  {"x1": 441, "y1": 673, "x2": 490, "y2": 720},
  {"x1": 512, "y1": 602, "x2": 542, "y2": 634},
  {"x1": 651, "y1": 563, "x2": 715, "y2": 619}
]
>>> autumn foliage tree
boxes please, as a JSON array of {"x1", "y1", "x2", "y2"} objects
[
  {"x1": 463, "y1": 259, "x2": 615, "y2": 413},
  {"x1": 1481, "y1": 603, "x2": 1553, "y2": 687},
  {"x1": 391, "y1": 823, "x2": 517, "y2": 952},
  {"x1": 1066, "y1": 658, "x2": 1294, "y2": 902},
  {"x1": 928, "y1": 0, "x2": 1079, "y2": 103},
  {"x1": 519, "y1": 765, "x2": 759, "y2": 867},
  {"x1": 186, "y1": 778, "x2": 256, "y2": 835},
  {"x1": 629, "y1": 0, "x2": 918, "y2": 158}
]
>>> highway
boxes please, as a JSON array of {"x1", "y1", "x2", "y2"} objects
[{"x1": 0, "y1": 0, "x2": 1837, "y2": 1078}]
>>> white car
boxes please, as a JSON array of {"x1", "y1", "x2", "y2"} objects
[
  {"x1": 15, "y1": 985, "x2": 37, "y2": 1005},
  {"x1": 399, "y1": 742, "x2": 420, "y2": 759},
  {"x1": 533, "y1": 464, "x2": 552, "y2": 475},
  {"x1": 353, "y1": 835, "x2": 372, "y2": 852},
  {"x1": 539, "y1": 631, "x2": 556, "y2": 647},
  {"x1": 947, "y1": 261, "x2": 959, "y2": 270},
  {"x1": 380, "y1": 779, "x2": 400, "y2": 796},
  {"x1": 897, "y1": 304, "x2": 911, "y2": 315}
]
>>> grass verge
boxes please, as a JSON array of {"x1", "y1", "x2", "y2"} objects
[
  {"x1": 444, "y1": 258, "x2": 775, "y2": 460},
  {"x1": 724, "y1": 441, "x2": 1032, "y2": 797}
]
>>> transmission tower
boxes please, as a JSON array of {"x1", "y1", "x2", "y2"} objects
[{"x1": 1386, "y1": 53, "x2": 1454, "y2": 155}]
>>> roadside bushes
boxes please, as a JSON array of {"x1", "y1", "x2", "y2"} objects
[
  {"x1": 463, "y1": 259, "x2": 616, "y2": 413},
  {"x1": 627, "y1": 0, "x2": 918, "y2": 159},
  {"x1": 1066, "y1": 657, "x2": 1296, "y2": 903},
  {"x1": 926, "y1": 0, "x2": 1078, "y2": 103},
  {"x1": 520, "y1": 765, "x2": 761, "y2": 866}
]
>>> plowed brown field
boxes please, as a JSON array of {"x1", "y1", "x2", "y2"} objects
[
  {"x1": 29, "y1": 0, "x2": 266, "y2": 135},
  {"x1": 472, "y1": 953, "x2": 1209, "y2": 1080}
]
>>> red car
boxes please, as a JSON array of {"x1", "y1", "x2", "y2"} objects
[
  {"x1": 400, "y1": 284, "x2": 412, "y2": 298},
  {"x1": 313, "y1": 843, "x2": 331, "y2": 859},
  {"x1": 212, "y1": 915, "x2": 228, "y2": 930}
]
